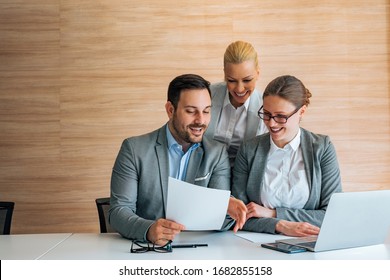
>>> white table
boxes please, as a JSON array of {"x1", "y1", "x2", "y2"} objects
[
  {"x1": 33, "y1": 231, "x2": 390, "y2": 260},
  {"x1": 0, "y1": 233, "x2": 72, "y2": 260},
  {"x1": 2, "y1": 232, "x2": 389, "y2": 280}
]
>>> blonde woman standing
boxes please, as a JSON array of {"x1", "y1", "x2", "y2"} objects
[{"x1": 205, "y1": 41, "x2": 268, "y2": 167}]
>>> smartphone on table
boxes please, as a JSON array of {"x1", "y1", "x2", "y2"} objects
[{"x1": 261, "y1": 242, "x2": 307, "y2": 254}]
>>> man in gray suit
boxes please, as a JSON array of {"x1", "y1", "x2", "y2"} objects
[{"x1": 109, "y1": 74, "x2": 247, "y2": 245}]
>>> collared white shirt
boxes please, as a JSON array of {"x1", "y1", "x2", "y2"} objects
[
  {"x1": 214, "y1": 90, "x2": 250, "y2": 161},
  {"x1": 260, "y1": 128, "x2": 310, "y2": 209},
  {"x1": 166, "y1": 125, "x2": 199, "y2": 181}
]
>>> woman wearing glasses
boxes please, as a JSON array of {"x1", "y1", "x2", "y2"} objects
[
  {"x1": 205, "y1": 41, "x2": 267, "y2": 167},
  {"x1": 232, "y1": 75, "x2": 342, "y2": 237}
]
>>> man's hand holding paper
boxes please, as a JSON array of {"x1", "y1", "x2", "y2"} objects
[
  {"x1": 166, "y1": 177, "x2": 247, "y2": 232},
  {"x1": 167, "y1": 177, "x2": 231, "y2": 230}
]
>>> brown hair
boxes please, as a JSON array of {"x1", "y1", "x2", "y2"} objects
[
  {"x1": 263, "y1": 75, "x2": 312, "y2": 108},
  {"x1": 167, "y1": 74, "x2": 211, "y2": 109}
]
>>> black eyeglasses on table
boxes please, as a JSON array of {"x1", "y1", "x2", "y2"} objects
[
  {"x1": 130, "y1": 239, "x2": 173, "y2": 253},
  {"x1": 257, "y1": 105, "x2": 301, "y2": 124}
]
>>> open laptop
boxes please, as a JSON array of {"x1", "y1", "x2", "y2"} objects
[{"x1": 276, "y1": 190, "x2": 390, "y2": 252}]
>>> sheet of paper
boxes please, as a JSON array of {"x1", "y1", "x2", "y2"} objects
[
  {"x1": 235, "y1": 232, "x2": 292, "y2": 243},
  {"x1": 166, "y1": 177, "x2": 230, "y2": 230}
]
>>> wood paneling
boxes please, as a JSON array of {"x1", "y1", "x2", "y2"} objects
[{"x1": 0, "y1": 0, "x2": 389, "y2": 234}]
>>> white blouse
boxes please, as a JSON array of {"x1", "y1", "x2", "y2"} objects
[
  {"x1": 214, "y1": 90, "x2": 250, "y2": 162},
  {"x1": 260, "y1": 129, "x2": 310, "y2": 209}
]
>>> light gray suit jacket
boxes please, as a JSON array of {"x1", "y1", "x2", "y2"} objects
[
  {"x1": 205, "y1": 82, "x2": 266, "y2": 142},
  {"x1": 232, "y1": 128, "x2": 342, "y2": 234},
  {"x1": 109, "y1": 124, "x2": 232, "y2": 240}
]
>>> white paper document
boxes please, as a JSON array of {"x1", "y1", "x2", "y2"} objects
[
  {"x1": 166, "y1": 177, "x2": 230, "y2": 230},
  {"x1": 235, "y1": 232, "x2": 292, "y2": 244}
]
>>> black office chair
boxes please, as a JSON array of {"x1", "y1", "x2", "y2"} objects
[
  {"x1": 0, "y1": 201, "x2": 15, "y2": 235},
  {"x1": 95, "y1": 197, "x2": 115, "y2": 233}
]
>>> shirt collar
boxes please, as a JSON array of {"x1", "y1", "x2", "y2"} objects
[
  {"x1": 223, "y1": 88, "x2": 250, "y2": 111},
  {"x1": 269, "y1": 128, "x2": 301, "y2": 154}
]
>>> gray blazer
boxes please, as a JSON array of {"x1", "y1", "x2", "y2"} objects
[
  {"x1": 205, "y1": 82, "x2": 266, "y2": 141},
  {"x1": 109, "y1": 124, "x2": 232, "y2": 240},
  {"x1": 232, "y1": 128, "x2": 342, "y2": 234}
]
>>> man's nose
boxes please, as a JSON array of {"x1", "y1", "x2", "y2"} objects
[{"x1": 194, "y1": 112, "x2": 208, "y2": 125}]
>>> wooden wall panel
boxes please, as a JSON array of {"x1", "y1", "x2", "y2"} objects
[{"x1": 0, "y1": 0, "x2": 389, "y2": 234}]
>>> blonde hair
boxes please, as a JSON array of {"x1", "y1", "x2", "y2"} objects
[{"x1": 223, "y1": 41, "x2": 259, "y2": 69}]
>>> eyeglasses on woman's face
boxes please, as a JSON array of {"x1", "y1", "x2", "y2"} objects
[{"x1": 257, "y1": 105, "x2": 301, "y2": 124}]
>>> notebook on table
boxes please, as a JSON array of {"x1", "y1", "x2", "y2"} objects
[{"x1": 276, "y1": 190, "x2": 390, "y2": 252}]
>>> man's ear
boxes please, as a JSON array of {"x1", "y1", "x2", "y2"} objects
[{"x1": 165, "y1": 101, "x2": 174, "y2": 119}]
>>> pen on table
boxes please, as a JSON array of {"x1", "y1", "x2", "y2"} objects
[{"x1": 172, "y1": 244, "x2": 208, "y2": 248}]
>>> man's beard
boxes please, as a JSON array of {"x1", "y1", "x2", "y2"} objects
[{"x1": 171, "y1": 116, "x2": 207, "y2": 144}]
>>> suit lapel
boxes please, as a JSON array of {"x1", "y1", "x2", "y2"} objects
[
  {"x1": 251, "y1": 135, "x2": 270, "y2": 204},
  {"x1": 300, "y1": 128, "x2": 313, "y2": 191},
  {"x1": 245, "y1": 90, "x2": 262, "y2": 139},
  {"x1": 207, "y1": 86, "x2": 226, "y2": 139},
  {"x1": 185, "y1": 145, "x2": 203, "y2": 184},
  {"x1": 245, "y1": 110, "x2": 259, "y2": 139},
  {"x1": 156, "y1": 126, "x2": 169, "y2": 215}
]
